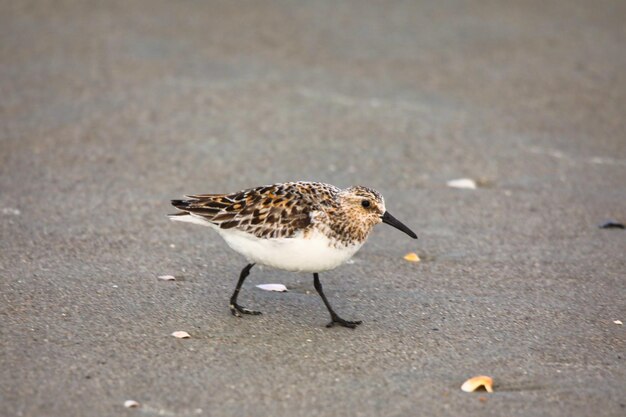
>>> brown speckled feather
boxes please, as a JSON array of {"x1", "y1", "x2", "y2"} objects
[{"x1": 171, "y1": 182, "x2": 341, "y2": 239}]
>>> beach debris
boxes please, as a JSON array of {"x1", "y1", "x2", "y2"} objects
[
  {"x1": 461, "y1": 375, "x2": 494, "y2": 393},
  {"x1": 447, "y1": 178, "x2": 477, "y2": 190},
  {"x1": 256, "y1": 284, "x2": 288, "y2": 292},
  {"x1": 598, "y1": 220, "x2": 625, "y2": 229},
  {"x1": 158, "y1": 275, "x2": 176, "y2": 281},
  {"x1": 614, "y1": 320, "x2": 623, "y2": 325},
  {"x1": 124, "y1": 400, "x2": 140, "y2": 408},
  {"x1": 171, "y1": 331, "x2": 191, "y2": 339},
  {"x1": 403, "y1": 252, "x2": 421, "y2": 262}
]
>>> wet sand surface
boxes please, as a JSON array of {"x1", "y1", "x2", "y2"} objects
[{"x1": 1, "y1": 1, "x2": 625, "y2": 416}]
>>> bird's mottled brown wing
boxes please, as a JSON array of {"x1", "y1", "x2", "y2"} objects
[{"x1": 171, "y1": 182, "x2": 339, "y2": 239}]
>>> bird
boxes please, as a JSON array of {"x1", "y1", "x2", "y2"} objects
[{"x1": 169, "y1": 181, "x2": 417, "y2": 328}]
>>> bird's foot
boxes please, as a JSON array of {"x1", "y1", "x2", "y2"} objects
[
  {"x1": 326, "y1": 315, "x2": 362, "y2": 329},
  {"x1": 230, "y1": 303, "x2": 262, "y2": 317}
]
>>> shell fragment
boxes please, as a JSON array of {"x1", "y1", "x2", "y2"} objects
[
  {"x1": 158, "y1": 275, "x2": 176, "y2": 281},
  {"x1": 124, "y1": 400, "x2": 140, "y2": 408},
  {"x1": 256, "y1": 284, "x2": 288, "y2": 292},
  {"x1": 461, "y1": 375, "x2": 494, "y2": 393},
  {"x1": 447, "y1": 178, "x2": 477, "y2": 190},
  {"x1": 403, "y1": 252, "x2": 421, "y2": 262}
]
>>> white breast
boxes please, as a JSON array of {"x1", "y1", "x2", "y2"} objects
[
  {"x1": 217, "y1": 228, "x2": 363, "y2": 272},
  {"x1": 169, "y1": 213, "x2": 363, "y2": 272}
]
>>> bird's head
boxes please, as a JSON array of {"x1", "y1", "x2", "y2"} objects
[{"x1": 339, "y1": 186, "x2": 417, "y2": 239}]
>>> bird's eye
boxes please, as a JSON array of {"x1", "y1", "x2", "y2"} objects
[{"x1": 361, "y1": 200, "x2": 371, "y2": 208}]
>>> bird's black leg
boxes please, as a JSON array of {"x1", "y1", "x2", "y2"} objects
[
  {"x1": 229, "y1": 263, "x2": 261, "y2": 317},
  {"x1": 313, "y1": 273, "x2": 362, "y2": 328}
]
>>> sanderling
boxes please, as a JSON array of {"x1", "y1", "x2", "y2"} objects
[{"x1": 169, "y1": 181, "x2": 417, "y2": 328}]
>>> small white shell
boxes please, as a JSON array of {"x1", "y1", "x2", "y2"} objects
[
  {"x1": 124, "y1": 400, "x2": 140, "y2": 408},
  {"x1": 447, "y1": 178, "x2": 477, "y2": 190},
  {"x1": 171, "y1": 331, "x2": 191, "y2": 339},
  {"x1": 614, "y1": 320, "x2": 623, "y2": 325},
  {"x1": 158, "y1": 275, "x2": 176, "y2": 281},
  {"x1": 256, "y1": 284, "x2": 288, "y2": 292},
  {"x1": 461, "y1": 375, "x2": 494, "y2": 393}
]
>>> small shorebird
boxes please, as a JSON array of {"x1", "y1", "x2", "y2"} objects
[{"x1": 169, "y1": 181, "x2": 417, "y2": 328}]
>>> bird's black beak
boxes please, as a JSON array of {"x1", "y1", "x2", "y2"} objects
[{"x1": 381, "y1": 212, "x2": 418, "y2": 239}]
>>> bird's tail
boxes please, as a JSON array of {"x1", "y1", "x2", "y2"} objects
[
  {"x1": 168, "y1": 197, "x2": 218, "y2": 227},
  {"x1": 170, "y1": 199, "x2": 194, "y2": 211}
]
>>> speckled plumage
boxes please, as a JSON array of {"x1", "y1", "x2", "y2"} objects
[
  {"x1": 169, "y1": 181, "x2": 417, "y2": 328},
  {"x1": 170, "y1": 181, "x2": 385, "y2": 247}
]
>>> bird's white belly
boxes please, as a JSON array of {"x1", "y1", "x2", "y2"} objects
[{"x1": 217, "y1": 228, "x2": 362, "y2": 272}]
